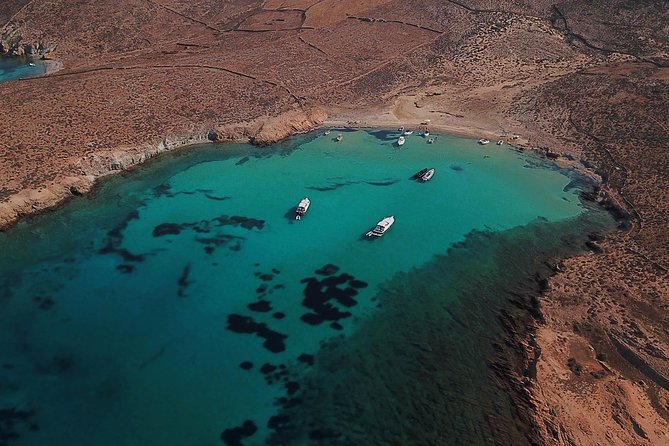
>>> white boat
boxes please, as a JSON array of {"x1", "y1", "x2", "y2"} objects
[
  {"x1": 295, "y1": 197, "x2": 310, "y2": 220},
  {"x1": 424, "y1": 131, "x2": 430, "y2": 137},
  {"x1": 478, "y1": 139, "x2": 490, "y2": 145},
  {"x1": 403, "y1": 130, "x2": 414, "y2": 135},
  {"x1": 336, "y1": 133, "x2": 343, "y2": 142},
  {"x1": 427, "y1": 137, "x2": 435, "y2": 144},
  {"x1": 324, "y1": 130, "x2": 331, "y2": 135},
  {"x1": 397, "y1": 136, "x2": 406, "y2": 146},
  {"x1": 496, "y1": 140, "x2": 503, "y2": 145},
  {"x1": 398, "y1": 126, "x2": 405, "y2": 132},
  {"x1": 28, "y1": 62, "x2": 36, "y2": 67},
  {"x1": 420, "y1": 168, "x2": 435, "y2": 182},
  {"x1": 366, "y1": 216, "x2": 395, "y2": 237}
]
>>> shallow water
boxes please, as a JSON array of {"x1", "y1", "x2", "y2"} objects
[
  {"x1": 0, "y1": 56, "x2": 45, "y2": 83},
  {"x1": 0, "y1": 130, "x2": 614, "y2": 445}
]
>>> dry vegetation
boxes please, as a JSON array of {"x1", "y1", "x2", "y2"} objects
[{"x1": 1, "y1": 0, "x2": 668, "y2": 444}]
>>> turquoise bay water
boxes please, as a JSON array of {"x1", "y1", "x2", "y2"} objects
[
  {"x1": 0, "y1": 130, "x2": 614, "y2": 445},
  {"x1": 0, "y1": 56, "x2": 45, "y2": 83}
]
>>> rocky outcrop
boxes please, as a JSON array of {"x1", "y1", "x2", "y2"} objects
[{"x1": 0, "y1": 26, "x2": 55, "y2": 58}]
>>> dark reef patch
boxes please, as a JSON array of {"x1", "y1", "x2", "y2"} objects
[
  {"x1": 239, "y1": 361, "x2": 253, "y2": 371},
  {"x1": 226, "y1": 314, "x2": 287, "y2": 353},
  {"x1": 450, "y1": 164, "x2": 464, "y2": 172},
  {"x1": 315, "y1": 264, "x2": 339, "y2": 276},
  {"x1": 220, "y1": 420, "x2": 257, "y2": 446},
  {"x1": 98, "y1": 210, "x2": 147, "y2": 262},
  {"x1": 298, "y1": 269, "x2": 365, "y2": 326},
  {"x1": 177, "y1": 263, "x2": 192, "y2": 298},
  {"x1": 297, "y1": 353, "x2": 314, "y2": 366},
  {"x1": 0, "y1": 407, "x2": 37, "y2": 446},
  {"x1": 248, "y1": 300, "x2": 272, "y2": 313}
]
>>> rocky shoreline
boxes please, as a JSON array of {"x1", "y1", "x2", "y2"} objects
[{"x1": 0, "y1": 107, "x2": 326, "y2": 232}]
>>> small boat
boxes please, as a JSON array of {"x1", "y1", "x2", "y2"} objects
[
  {"x1": 398, "y1": 126, "x2": 405, "y2": 132},
  {"x1": 324, "y1": 130, "x2": 331, "y2": 135},
  {"x1": 413, "y1": 168, "x2": 428, "y2": 179},
  {"x1": 295, "y1": 197, "x2": 310, "y2": 220},
  {"x1": 403, "y1": 130, "x2": 414, "y2": 135},
  {"x1": 336, "y1": 133, "x2": 343, "y2": 142},
  {"x1": 478, "y1": 139, "x2": 490, "y2": 145},
  {"x1": 427, "y1": 137, "x2": 435, "y2": 144},
  {"x1": 413, "y1": 167, "x2": 428, "y2": 180},
  {"x1": 366, "y1": 216, "x2": 395, "y2": 237},
  {"x1": 496, "y1": 140, "x2": 503, "y2": 146},
  {"x1": 419, "y1": 168, "x2": 435, "y2": 182},
  {"x1": 424, "y1": 131, "x2": 430, "y2": 137},
  {"x1": 397, "y1": 136, "x2": 406, "y2": 146},
  {"x1": 28, "y1": 62, "x2": 36, "y2": 67}
]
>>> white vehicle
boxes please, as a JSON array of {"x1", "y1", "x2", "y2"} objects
[
  {"x1": 295, "y1": 197, "x2": 311, "y2": 220},
  {"x1": 366, "y1": 216, "x2": 395, "y2": 237},
  {"x1": 478, "y1": 139, "x2": 490, "y2": 145}
]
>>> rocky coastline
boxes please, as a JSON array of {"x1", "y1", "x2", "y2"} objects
[{"x1": 0, "y1": 107, "x2": 326, "y2": 232}]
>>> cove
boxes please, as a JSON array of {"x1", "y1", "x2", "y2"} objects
[
  {"x1": 0, "y1": 130, "x2": 615, "y2": 445},
  {"x1": 0, "y1": 56, "x2": 45, "y2": 83}
]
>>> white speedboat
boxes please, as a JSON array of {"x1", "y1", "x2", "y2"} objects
[
  {"x1": 366, "y1": 216, "x2": 395, "y2": 237},
  {"x1": 295, "y1": 197, "x2": 310, "y2": 220},
  {"x1": 427, "y1": 137, "x2": 435, "y2": 144},
  {"x1": 403, "y1": 130, "x2": 414, "y2": 135},
  {"x1": 324, "y1": 130, "x2": 331, "y2": 135},
  {"x1": 28, "y1": 62, "x2": 36, "y2": 67},
  {"x1": 336, "y1": 133, "x2": 343, "y2": 142},
  {"x1": 420, "y1": 168, "x2": 435, "y2": 182},
  {"x1": 397, "y1": 136, "x2": 406, "y2": 146},
  {"x1": 398, "y1": 126, "x2": 405, "y2": 132},
  {"x1": 496, "y1": 140, "x2": 503, "y2": 145},
  {"x1": 424, "y1": 131, "x2": 430, "y2": 137},
  {"x1": 478, "y1": 139, "x2": 490, "y2": 145}
]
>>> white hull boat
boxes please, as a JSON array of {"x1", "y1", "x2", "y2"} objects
[
  {"x1": 366, "y1": 216, "x2": 395, "y2": 237},
  {"x1": 397, "y1": 136, "x2": 406, "y2": 146},
  {"x1": 419, "y1": 168, "x2": 435, "y2": 182},
  {"x1": 478, "y1": 139, "x2": 490, "y2": 145},
  {"x1": 295, "y1": 197, "x2": 310, "y2": 220}
]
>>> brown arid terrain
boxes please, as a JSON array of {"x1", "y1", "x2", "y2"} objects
[{"x1": 1, "y1": 0, "x2": 669, "y2": 444}]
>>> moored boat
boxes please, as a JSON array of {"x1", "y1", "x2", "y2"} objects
[
  {"x1": 366, "y1": 216, "x2": 395, "y2": 237},
  {"x1": 324, "y1": 129, "x2": 331, "y2": 135},
  {"x1": 336, "y1": 133, "x2": 343, "y2": 142},
  {"x1": 478, "y1": 139, "x2": 490, "y2": 145},
  {"x1": 403, "y1": 130, "x2": 414, "y2": 135},
  {"x1": 295, "y1": 197, "x2": 310, "y2": 220},
  {"x1": 397, "y1": 136, "x2": 406, "y2": 146},
  {"x1": 413, "y1": 168, "x2": 428, "y2": 179},
  {"x1": 419, "y1": 168, "x2": 435, "y2": 182},
  {"x1": 427, "y1": 137, "x2": 435, "y2": 144},
  {"x1": 496, "y1": 140, "x2": 503, "y2": 145},
  {"x1": 398, "y1": 126, "x2": 405, "y2": 132}
]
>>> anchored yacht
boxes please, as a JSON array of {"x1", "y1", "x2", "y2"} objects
[
  {"x1": 295, "y1": 197, "x2": 310, "y2": 220},
  {"x1": 397, "y1": 136, "x2": 406, "y2": 146},
  {"x1": 366, "y1": 216, "x2": 395, "y2": 237},
  {"x1": 419, "y1": 168, "x2": 435, "y2": 182}
]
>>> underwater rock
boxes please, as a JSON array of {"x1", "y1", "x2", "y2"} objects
[
  {"x1": 220, "y1": 420, "x2": 257, "y2": 446},
  {"x1": 227, "y1": 315, "x2": 287, "y2": 353}
]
